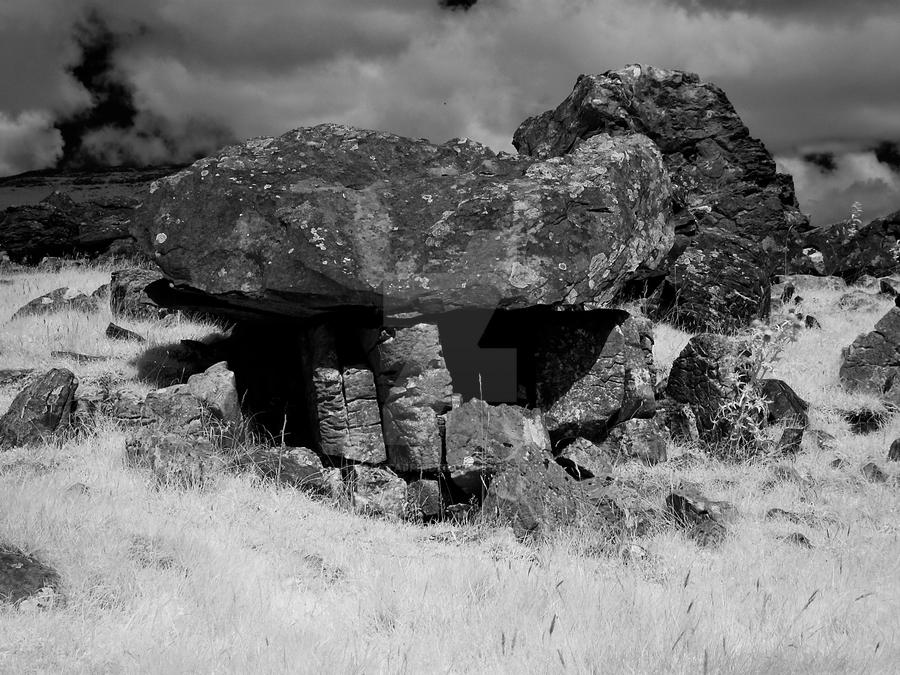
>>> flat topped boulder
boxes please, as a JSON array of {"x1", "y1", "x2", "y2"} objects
[{"x1": 136, "y1": 123, "x2": 674, "y2": 320}]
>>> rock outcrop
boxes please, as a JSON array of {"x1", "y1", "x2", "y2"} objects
[
  {"x1": 513, "y1": 64, "x2": 809, "y2": 331},
  {"x1": 0, "y1": 192, "x2": 140, "y2": 263},
  {"x1": 135, "y1": 123, "x2": 674, "y2": 320},
  {"x1": 840, "y1": 307, "x2": 900, "y2": 405},
  {"x1": 798, "y1": 210, "x2": 900, "y2": 281}
]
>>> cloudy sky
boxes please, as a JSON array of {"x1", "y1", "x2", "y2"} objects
[{"x1": 1, "y1": 0, "x2": 899, "y2": 225}]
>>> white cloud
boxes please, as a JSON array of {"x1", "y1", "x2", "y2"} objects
[{"x1": 0, "y1": 111, "x2": 63, "y2": 175}]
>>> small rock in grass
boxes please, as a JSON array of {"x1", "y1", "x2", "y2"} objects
[
  {"x1": 779, "y1": 532, "x2": 813, "y2": 548},
  {"x1": 65, "y1": 482, "x2": 91, "y2": 495},
  {"x1": 688, "y1": 520, "x2": 727, "y2": 548},
  {"x1": 0, "y1": 368, "x2": 78, "y2": 447},
  {"x1": 776, "y1": 427, "x2": 804, "y2": 455},
  {"x1": 770, "y1": 463, "x2": 808, "y2": 486},
  {"x1": 106, "y1": 322, "x2": 146, "y2": 343},
  {"x1": 879, "y1": 278, "x2": 899, "y2": 297},
  {"x1": 50, "y1": 351, "x2": 108, "y2": 363},
  {"x1": 666, "y1": 486, "x2": 736, "y2": 525},
  {"x1": 0, "y1": 544, "x2": 63, "y2": 607},
  {"x1": 861, "y1": 462, "x2": 888, "y2": 483},
  {"x1": 804, "y1": 315, "x2": 821, "y2": 329},
  {"x1": 888, "y1": 439, "x2": 900, "y2": 462},
  {"x1": 830, "y1": 456, "x2": 850, "y2": 470},
  {"x1": 780, "y1": 283, "x2": 795, "y2": 303},
  {"x1": 842, "y1": 408, "x2": 888, "y2": 435},
  {"x1": 765, "y1": 508, "x2": 804, "y2": 524},
  {"x1": 810, "y1": 429, "x2": 837, "y2": 451},
  {"x1": 10, "y1": 287, "x2": 97, "y2": 321}
]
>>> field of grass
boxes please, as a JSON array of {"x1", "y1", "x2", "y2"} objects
[{"x1": 2, "y1": 264, "x2": 900, "y2": 673}]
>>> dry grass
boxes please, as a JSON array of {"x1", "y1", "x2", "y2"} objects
[{"x1": 2, "y1": 265, "x2": 900, "y2": 673}]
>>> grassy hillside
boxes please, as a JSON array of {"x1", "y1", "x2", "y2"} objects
[{"x1": 1, "y1": 264, "x2": 899, "y2": 673}]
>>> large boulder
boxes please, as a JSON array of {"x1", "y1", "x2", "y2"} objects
[
  {"x1": 840, "y1": 307, "x2": 900, "y2": 405},
  {"x1": 513, "y1": 64, "x2": 809, "y2": 331},
  {"x1": 0, "y1": 369, "x2": 78, "y2": 447},
  {"x1": 135, "y1": 123, "x2": 674, "y2": 320}
]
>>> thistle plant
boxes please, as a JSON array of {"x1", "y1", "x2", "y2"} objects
[{"x1": 711, "y1": 316, "x2": 802, "y2": 459}]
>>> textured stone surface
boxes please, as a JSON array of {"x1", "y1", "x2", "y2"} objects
[
  {"x1": 367, "y1": 323, "x2": 452, "y2": 471},
  {"x1": 598, "y1": 417, "x2": 669, "y2": 464},
  {"x1": 759, "y1": 378, "x2": 809, "y2": 427},
  {"x1": 0, "y1": 545, "x2": 63, "y2": 607},
  {"x1": 135, "y1": 124, "x2": 674, "y2": 320},
  {"x1": 345, "y1": 465, "x2": 407, "y2": 518},
  {"x1": 125, "y1": 431, "x2": 226, "y2": 487},
  {"x1": 109, "y1": 268, "x2": 168, "y2": 320},
  {"x1": 0, "y1": 191, "x2": 139, "y2": 264},
  {"x1": 240, "y1": 446, "x2": 325, "y2": 492},
  {"x1": 513, "y1": 64, "x2": 808, "y2": 331},
  {"x1": 666, "y1": 333, "x2": 743, "y2": 437},
  {"x1": 840, "y1": 307, "x2": 900, "y2": 405},
  {"x1": 445, "y1": 399, "x2": 551, "y2": 495},
  {"x1": 0, "y1": 368, "x2": 77, "y2": 447},
  {"x1": 405, "y1": 479, "x2": 444, "y2": 520},
  {"x1": 798, "y1": 210, "x2": 900, "y2": 281},
  {"x1": 187, "y1": 361, "x2": 241, "y2": 426},
  {"x1": 555, "y1": 437, "x2": 614, "y2": 479},
  {"x1": 481, "y1": 454, "x2": 578, "y2": 539},
  {"x1": 10, "y1": 287, "x2": 97, "y2": 321},
  {"x1": 303, "y1": 325, "x2": 386, "y2": 464}
]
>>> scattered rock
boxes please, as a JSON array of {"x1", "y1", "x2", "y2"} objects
[
  {"x1": 406, "y1": 479, "x2": 444, "y2": 521},
  {"x1": 481, "y1": 456, "x2": 578, "y2": 539},
  {"x1": 656, "y1": 400, "x2": 701, "y2": 443},
  {"x1": 0, "y1": 368, "x2": 77, "y2": 447},
  {"x1": 65, "y1": 482, "x2": 91, "y2": 495},
  {"x1": 810, "y1": 429, "x2": 837, "y2": 451},
  {"x1": 765, "y1": 508, "x2": 805, "y2": 524},
  {"x1": 445, "y1": 399, "x2": 551, "y2": 496},
  {"x1": 0, "y1": 544, "x2": 63, "y2": 607},
  {"x1": 596, "y1": 416, "x2": 668, "y2": 464},
  {"x1": 345, "y1": 465, "x2": 407, "y2": 519},
  {"x1": 759, "y1": 379, "x2": 809, "y2": 427},
  {"x1": 879, "y1": 278, "x2": 899, "y2": 297},
  {"x1": 109, "y1": 268, "x2": 169, "y2": 320},
  {"x1": 10, "y1": 287, "x2": 96, "y2": 321},
  {"x1": 778, "y1": 532, "x2": 813, "y2": 548},
  {"x1": 50, "y1": 351, "x2": 108, "y2": 363},
  {"x1": 106, "y1": 322, "x2": 146, "y2": 343},
  {"x1": 687, "y1": 520, "x2": 728, "y2": 548},
  {"x1": 666, "y1": 486, "x2": 736, "y2": 526},
  {"x1": 840, "y1": 307, "x2": 900, "y2": 405},
  {"x1": 769, "y1": 463, "x2": 807, "y2": 486},
  {"x1": 666, "y1": 333, "x2": 742, "y2": 438},
  {"x1": 238, "y1": 446, "x2": 325, "y2": 493},
  {"x1": 837, "y1": 291, "x2": 878, "y2": 312},
  {"x1": 841, "y1": 408, "x2": 888, "y2": 435},
  {"x1": 125, "y1": 431, "x2": 226, "y2": 487},
  {"x1": 555, "y1": 437, "x2": 614, "y2": 479},
  {"x1": 804, "y1": 315, "x2": 821, "y2": 329},
  {"x1": 861, "y1": 462, "x2": 888, "y2": 483},
  {"x1": 780, "y1": 283, "x2": 795, "y2": 303},
  {"x1": 0, "y1": 369, "x2": 33, "y2": 386},
  {"x1": 775, "y1": 428, "x2": 805, "y2": 455},
  {"x1": 888, "y1": 439, "x2": 900, "y2": 462},
  {"x1": 830, "y1": 457, "x2": 850, "y2": 470}
]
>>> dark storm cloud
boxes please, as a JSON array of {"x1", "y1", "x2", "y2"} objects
[
  {"x1": 0, "y1": 0, "x2": 898, "y2": 223},
  {"x1": 803, "y1": 152, "x2": 837, "y2": 174},
  {"x1": 873, "y1": 141, "x2": 900, "y2": 173},
  {"x1": 439, "y1": 0, "x2": 480, "y2": 10}
]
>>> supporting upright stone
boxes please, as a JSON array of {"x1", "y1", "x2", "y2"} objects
[
  {"x1": 303, "y1": 325, "x2": 386, "y2": 464},
  {"x1": 365, "y1": 324, "x2": 452, "y2": 472}
]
